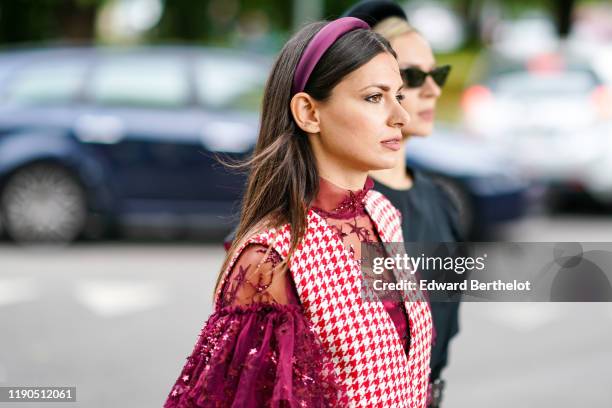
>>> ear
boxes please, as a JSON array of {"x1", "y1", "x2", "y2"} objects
[{"x1": 290, "y1": 92, "x2": 321, "y2": 134}]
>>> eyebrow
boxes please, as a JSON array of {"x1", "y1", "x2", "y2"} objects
[{"x1": 360, "y1": 83, "x2": 405, "y2": 92}]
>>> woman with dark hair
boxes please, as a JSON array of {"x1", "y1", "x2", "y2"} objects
[{"x1": 164, "y1": 17, "x2": 433, "y2": 408}]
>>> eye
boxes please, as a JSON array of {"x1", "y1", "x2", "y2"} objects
[
  {"x1": 396, "y1": 93, "x2": 405, "y2": 102},
  {"x1": 365, "y1": 93, "x2": 382, "y2": 103}
]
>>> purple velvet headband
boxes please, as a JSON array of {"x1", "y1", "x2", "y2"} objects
[{"x1": 292, "y1": 17, "x2": 370, "y2": 95}]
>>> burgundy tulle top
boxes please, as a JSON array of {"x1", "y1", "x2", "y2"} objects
[{"x1": 164, "y1": 176, "x2": 410, "y2": 407}]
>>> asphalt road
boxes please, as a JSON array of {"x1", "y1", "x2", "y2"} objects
[{"x1": 1, "y1": 215, "x2": 611, "y2": 407}]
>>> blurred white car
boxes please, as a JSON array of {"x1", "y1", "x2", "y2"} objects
[
  {"x1": 462, "y1": 53, "x2": 612, "y2": 204},
  {"x1": 491, "y1": 16, "x2": 559, "y2": 60}
]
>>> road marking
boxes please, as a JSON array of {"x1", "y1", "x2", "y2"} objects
[
  {"x1": 0, "y1": 277, "x2": 39, "y2": 307},
  {"x1": 73, "y1": 280, "x2": 166, "y2": 318}
]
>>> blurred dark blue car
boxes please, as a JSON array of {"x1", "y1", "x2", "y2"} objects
[
  {"x1": 406, "y1": 124, "x2": 529, "y2": 239},
  {"x1": 0, "y1": 46, "x2": 268, "y2": 243},
  {"x1": 0, "y1": 46, "x2": 527, "y2": 244}
]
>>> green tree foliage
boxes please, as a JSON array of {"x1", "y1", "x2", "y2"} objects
[
  {"x1": 0, "y1": 0, "x2": 581, "y2": 46},
  {"x1": 0, "y1": 0, "x2": 106, "y2": 44}
]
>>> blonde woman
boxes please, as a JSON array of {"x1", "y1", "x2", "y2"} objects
[{"x1": 346, "y1": 2, "x2": 461, "y2": 407}]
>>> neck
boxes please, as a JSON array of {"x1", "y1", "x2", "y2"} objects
[
  {"x1": 319, "y1": 172, "x2": 368, "y2": 191},
  {"x1": 315, "y1": 154, "x2": 369, "y2": 191},
  {"x1": 309, "y1": 133, "x2": 372, "y2": 190},
  {"x1": 369, "y1": 139, "x2": 413, "y2": 189}
]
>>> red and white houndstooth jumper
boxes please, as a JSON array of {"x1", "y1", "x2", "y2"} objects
[{"x1": 214, "y1": 189, "x2": 433, "y2": 408}]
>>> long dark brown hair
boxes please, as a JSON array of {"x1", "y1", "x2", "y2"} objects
[{"x1": 214, "y1": 21, "x2": 396, "y2": 296}]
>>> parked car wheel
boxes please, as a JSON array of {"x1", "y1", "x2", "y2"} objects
[{"x1": 0, "y1": 163, "x2": 87, "y2": 244}]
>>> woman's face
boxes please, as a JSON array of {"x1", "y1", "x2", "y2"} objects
[
  {"x1": 313, "y1": 52, "x2": 410, "y2": 173},
  {"x1": 391, "y1": 32, "x2": 441, "y2": 137}
]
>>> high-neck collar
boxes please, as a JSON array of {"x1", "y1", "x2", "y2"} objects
[{"x1": 310, "y1": 176, "x2": 374, "y2": 218}]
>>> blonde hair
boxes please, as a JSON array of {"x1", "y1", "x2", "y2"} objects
[{"x1": 373, "y1": 16, "x2": 417, "y2": 41}]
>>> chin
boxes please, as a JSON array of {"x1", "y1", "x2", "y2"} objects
[{"x1": 375, "y1": 156, "x2": 399, "y2": 170}]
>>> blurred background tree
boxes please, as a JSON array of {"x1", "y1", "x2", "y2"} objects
[
  {"x1": 0, "y1": 0, "x2": 105, "y2": 43},
  {"x1": 0, "y1": 0, "x2": 584, "y2": 46}
]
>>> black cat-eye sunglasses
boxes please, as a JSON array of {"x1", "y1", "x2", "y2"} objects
[{"x1": 400, "y1": 65, "x2": 452, "y2": 88}]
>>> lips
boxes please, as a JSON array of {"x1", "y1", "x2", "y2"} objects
[
  {"x1": 381, "y1": 137, "x2": 401, "y2": 151},
  {"x1": 418, "y1": 109, "x2": 435, "y2": 122}
]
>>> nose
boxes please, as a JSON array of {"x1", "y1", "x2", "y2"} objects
[
  {"x1": 421, "y1": 76, "x2": 441, "y2": 98},
  {"x1": 388, "y1": 95, "x2": 411, "y2": 128}
]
